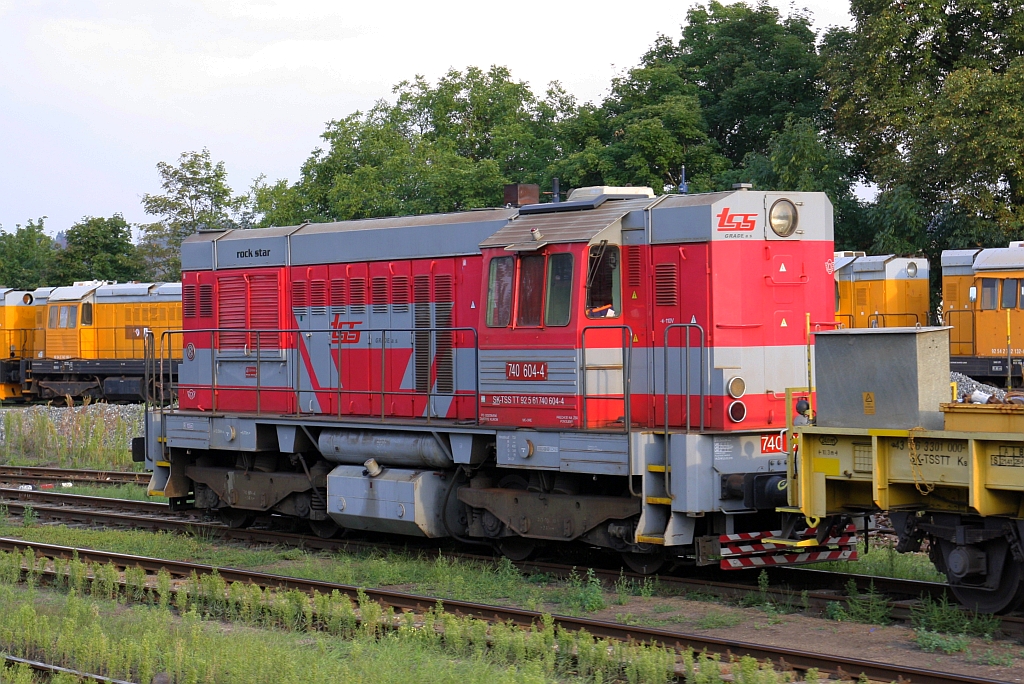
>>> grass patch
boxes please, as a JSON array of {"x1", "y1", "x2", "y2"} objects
[
  {"x1": 807, "y1": 539, "x2": 946, "y2": 582},
  {"x1": 914, "y1": 629, "x2": 970, "y2": 654},
  {"x1": 58, "y1": 483, "x2": 164, "y2": 502},
  {"x1": 0, "y1": 404, "x2": 143, "y2": 471},
  {"x1": 694, "y1": 609, "x2": 743, "y2": 630},
  {"x1": 0, "y1": 582, "x2": 679, "y2": 684}
]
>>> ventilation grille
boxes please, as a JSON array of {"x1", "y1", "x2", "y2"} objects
[
  {"x1": 434, "y1": 274, "x2": 454, "y2": 394},
  {"x1": 330, "y1": 278, "x2": 346, "y2": 312},
  {"x1": 947, "y1": 283, "x2": 958, "y2": 303},
  {"x1": 249, "y1": 273, "x2": 280, "y2": 350},
  {"x1": 392, "y1": 276, "x2": 410, "y2": 313},
  {"x1": 372, "y1": 276, "x2": 389, "y2": 314},
  {"x1": 310, "y1": 279, "x2": 328, "y2": 316},
  {"x1": 414, "y1": 274, "x2": 431, "y2": 393},
  {"x1": 218, "y1": 276, "x2": 247, "y2": 349},
  {"x1": 199, "y1": 284, "x2": 214, "y2": 318},
  {"x1": 626, "y1": 246, "x2": 642, "y2": 288},
  {"x1": 349, "y1": 278, "x2": 367, "y2": 314},
  {"x1": 855, "y1": 287, "x2": 868, "y2": 306},
  {"x1": 654, "y1": 263, "x2": 678, "y2": 307},
  {"x1": 182, "y1": 285, "x2": 197, "y2": 318},
  {"x1": 292, "y1": 280, "x2": 308, "y2": 308},
  {"x1": 854, "y1": 443, "x2": 872, "y2": 473}
]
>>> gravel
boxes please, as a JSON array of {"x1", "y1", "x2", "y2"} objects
[{"x1": 950, "y1": 372, "x2": 1007, "y2": 402}]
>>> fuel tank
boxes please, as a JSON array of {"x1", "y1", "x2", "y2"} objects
[{"x1": 317, "y1": 429, "x2": 453, "y2": 468}]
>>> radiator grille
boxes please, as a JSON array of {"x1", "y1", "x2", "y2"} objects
[{"x1": 654, "y1": 263, "x2": 678, "y2": 307}]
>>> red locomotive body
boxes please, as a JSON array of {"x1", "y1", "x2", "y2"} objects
[{"x1": 150, "y1": 186, "x2": 851, "y2": 571}]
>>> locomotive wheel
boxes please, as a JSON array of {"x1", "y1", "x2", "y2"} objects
[
  {"x1": 308, "y1": 518, "x2": 341, "y2": 539},
  {"x1": 949, "y1": 551, "x2": 1024, "y2": 614},
  {"x1": 496, "y1": 473, "x2": 536, "y2": 561},
  {"x1": 219, "y1": 508, "x2": 256, "y2": 529},
  {"x1": 621, "y1": 551, "x2": 666, "y2": 575}
]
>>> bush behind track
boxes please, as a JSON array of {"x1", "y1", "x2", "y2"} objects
[{"x1": 0, "y1": 404, "x2": 143, "y2": 471}]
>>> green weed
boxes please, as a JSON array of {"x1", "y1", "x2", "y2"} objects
[
  {"x1": 808, "y1": 538, "x2": 945, "y2": 582},
  {"x1": 911, "y1": 594, "x2": 1000, "y2": 638},
  {"x1": 915, "y1": 629, "x2": 970, "y2": 654},
  {"x1": 695, "y1": 609, "x2": 743, "y2": 630},
  {"x1": 0, "y1": 404, "x2": 143, "y2": 471},
  {"x1": 20, "y1": 506, "x2": 36, "y2": 527},
  {"x1": 826, "y1": 580, "x2": 891, "y2": 625},
  {"x1": 563, "y1": 567, "x2": 605, "y2": 614}
]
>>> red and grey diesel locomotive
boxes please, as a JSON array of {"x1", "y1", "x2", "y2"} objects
[{"x1": 143, "y1": 185, "x2": 851, "y2": 572}]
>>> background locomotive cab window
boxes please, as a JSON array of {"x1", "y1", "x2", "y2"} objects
[
  {"x1": 486, "y1": 256, "x2": 514, "y2": 327},
  {"x1": 81, "y1": 302, "x2": 93, "y2": 326},
  {"x1": 50, "y1": 305, "x2": 78, "y2": 329},
  {"x1": 586, "y1": 244, "x2": 621, "y2": 318},
  {"x1": 981, "y1": 278, "x2": 998, "y2": 310},
  {"x1": 1003, "y1": 279, "x2": 1019, "y2": 309}
]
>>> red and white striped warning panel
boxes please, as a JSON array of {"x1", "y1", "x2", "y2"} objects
[
  {"x1": 720, "y1": 535, "x2": 856, "y2": 557},
  {"x1": 721, "y1": 549, "x2": 858, "y2": 569}
]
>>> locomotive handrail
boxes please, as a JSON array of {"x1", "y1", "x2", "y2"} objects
[
  {"x1": 662, "y1": 323, "x2": 706, "y2": 504},
  {"x1": 834, "y1": 314, "x2": 853, "y2": 329},
  {"x1": 867, "y1": 312, "x2": 921, "y2": 328},
  {"x1": 154, "y1": 326, "x2": 479, "y2": 425},
  {"x1": 581, "y1": 325, "x2": 634, "y2": 495}
]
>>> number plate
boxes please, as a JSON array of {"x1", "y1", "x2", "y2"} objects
[
  {"x1": 505, "y1": 361, "x2": 548, "y2": 381},
  {"x1": 760, "y1": 433, "x2": 787, "y2": 454}
]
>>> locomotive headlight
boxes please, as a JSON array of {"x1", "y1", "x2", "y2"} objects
[
  {"x1": 769, "y1": 199, "x2": 798, "y2": 237},
  {"x1": 907, "y1": 261, "x2": 918, "y2": 278},
  {"x1": 727, "y1": 376, "x2": 746, "y2": 399}
]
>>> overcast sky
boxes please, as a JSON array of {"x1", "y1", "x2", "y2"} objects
[{"x1": 0, "y1": 1, "x2": 853, "y2": 235}]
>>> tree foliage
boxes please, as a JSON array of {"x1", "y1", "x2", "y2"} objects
[
  {"x1": 139, "y1": 149, "x2": 249, "y2": 280},
  {"x1": 0, "y1": 219, "x2": 56, "y2": 290},
  {"x1": 53, "y1": 215, "x2": 142, "y2": 285}
]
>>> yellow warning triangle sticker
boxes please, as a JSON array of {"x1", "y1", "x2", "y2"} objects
[
  {"x1": 780, "y1": 318, "x2": 788, "y2": 327},
  {"x1": 779, "y1": 263, "x2": 787, "y2": 272},
  {"x1": 633, "y1": 334, "x2": 639, "y2": 342},
  {"x1": 631, "y1": 291, "x2": 638, "y2": 299}
]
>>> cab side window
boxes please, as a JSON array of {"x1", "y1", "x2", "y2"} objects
[
  {"x1": 586, "y1": 245, "x2": 621, "y2": 318},
  {"x1": 516, "y1": 255, "x2": 546, "y2": 327},
  {"x1": 486, "y1": 256, "x2": 514, "y2": 327},
  {"x1": 58, "y1": 305, "x2": 78, "y2": 329},
  {"x1": 545, "y1": 253, "x2": 573, "y2": 326},
  {"x1": 47, "y1": 306, "x2": 58, "y2": 329},
  {"x1": 981, "y1": 279, "x2": 998, "y2": 310},
  {"x1": 81, "y1": 302, "x2": 93, "y2": 326}
]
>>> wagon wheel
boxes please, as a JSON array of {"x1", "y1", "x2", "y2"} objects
[
  {"x1": 621, "y1": 550, "x2": 666, "y2": 576},
  {"x1": 218, "y1": 508, "x2": 256, "y2": 529},
  {"x1": 949, "y1": 548, "x2": 1024, "y2": 614},
  {"x1": 496, "y1": 474, "x2": 537, "y2": 562},
  {"x1": 308, "y1": 518, "x2": 342, "y2": 539}
]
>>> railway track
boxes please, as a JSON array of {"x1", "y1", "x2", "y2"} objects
[
  {"x1": 3, "y1": 487, "x2": 1022, "y2": 640},
  {"x1": 0, "y1": 536, "x2": 1008, "y2": 684},
  {"x1": 0, "y1": 465, "x2": 147, "y2": 486}
]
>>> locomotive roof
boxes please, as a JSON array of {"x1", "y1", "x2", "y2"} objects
[
  {"x1": 480, "y1": 197, "x2": 656, "y2": 250},
  {"x1": 972, "y1": 247, "x2": 1024, "y2": 272},
  {"x1": 182, "y1": 208, "x2": 517, "y2": 271}
]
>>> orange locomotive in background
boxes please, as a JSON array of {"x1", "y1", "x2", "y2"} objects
[
  {"x1": 833, "y1": 251, "x2": 930, "y2": 329},
  {"x1": 0, "y1": 281, "x2": 181, "y2": 401}
]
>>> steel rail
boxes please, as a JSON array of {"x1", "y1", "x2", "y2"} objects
[
  {"x1": 0, "y1": 537, "x2": 1009, "y2": 684},
  {"x1": 1, "y1": 654, "x2": 134, "y2": 684},
  {"x1": 0, "y1": 466, "x2": 147, "y2": 486},
  {"x1": 4, "y1": 487, "x2": 1022, "y2": 640}
]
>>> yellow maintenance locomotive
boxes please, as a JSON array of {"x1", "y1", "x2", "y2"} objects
[
  {"x1": 0, "y1": 281, "x2": 182, "y2": 401},
  {"x1": 833, "y1": 251, "x2": 931, "y2": 328}
]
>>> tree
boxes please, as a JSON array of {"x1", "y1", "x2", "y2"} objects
[
  {"x1": 640, "y1": 1, "x2": 824, "y2": 164},
  {"x1": 53, "y1": 215, "x2": 142, "y2": 285},
  {"x1": 139, "y1": 149, "x2": 245, "y2": 280},
  {"x1": 727, "y1": 118, "x2": 870, "y2": 250},
  {"x1": 257, "y1": 66, "x2": 575, "y2": 226},
  {"x1": 823, "y1": 0, "x2": 1024, "y2": 249},
  {"x1": 0, "y1": 219, "x2": 56, "y2": 289}
]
